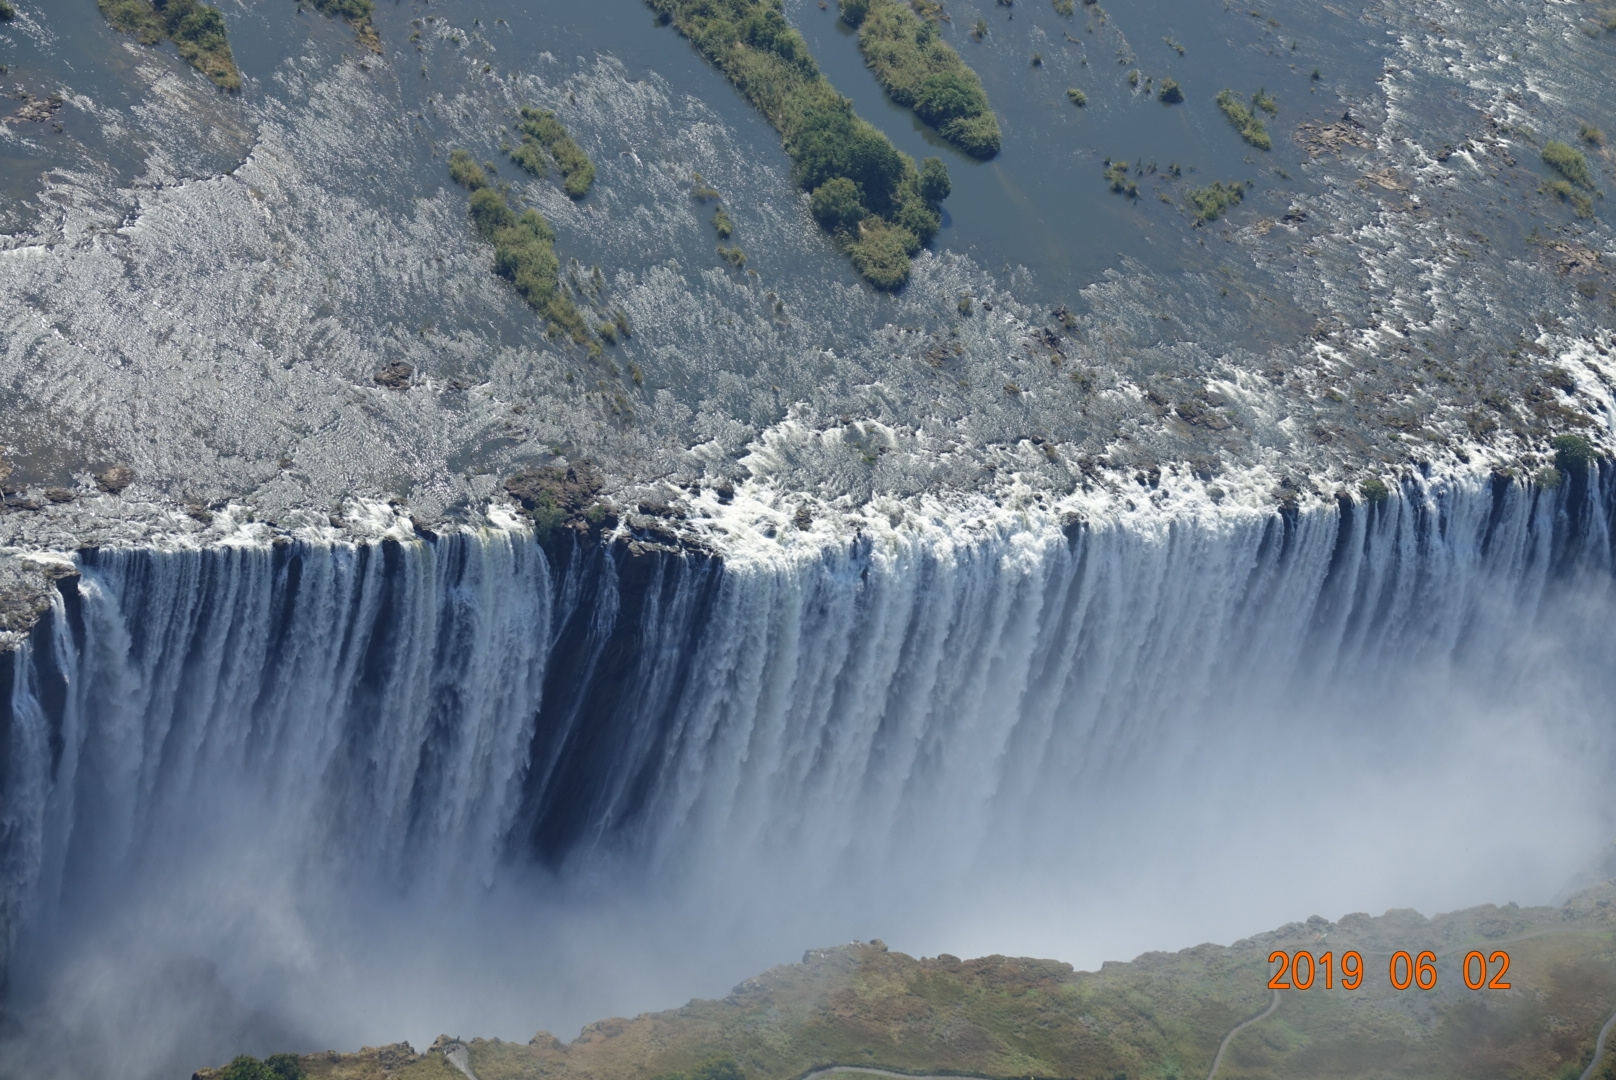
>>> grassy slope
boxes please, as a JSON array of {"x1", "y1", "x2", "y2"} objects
[
  {"x1": 231, "y1": 884, "x2": 1616, "y2": 1080},
  {"x1": 849, "y1": 0, "x2": 1001, "y2": 159},
  {"x1": 97, "y1": 0, "x2": 241, "y2": 90}
]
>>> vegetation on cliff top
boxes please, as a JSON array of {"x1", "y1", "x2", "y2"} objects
[
  {"x1": 839, "y1": 0, "x2": 1002, "y2": 158},
  {"x1": 211, "y1": 883, "x2": 1616, "y2": 1080},
  {"x1": 509, "y1": 108, "x2": 597, "y2": 198},
  {"x1": 98, "y1": 0, "x2": 241, "y2": 89},
  {"x1": 646, "y1": 0, "x2": 948, "y2": 289},
  {"x1": 302, "y1": 0, "x2": 380, "y2": 53}
]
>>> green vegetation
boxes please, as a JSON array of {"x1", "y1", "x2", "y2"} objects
[
  {"x1": 508, "y1": 107, "x2": 596, "y2": 198},
  {"x1": 841, "y1": 0, "x2": 1002, "y2": 158},
  {"x1": 1067, "y1": 87, "x2": 1087, "y2": 106},
  {"x1": 652, "y1": 1058, "x2": 744, "y2": 1080},
  {"x1": 219, "y1": 1054, "x2": 304, "y2": 1080},
  {"x1": 648, "y1": 0, "x2": 949, "y2": 289},
  {"x1": 1251, "y1": 86, "x2": 1277, "y2": 115},
  {"x1": 449, "y1": 149, "x2": 589, "y2": 341},
  {"x1": 252, "y1": 887, "x2": 1616, "y2": 1080},
  {"x1": 0, "y1": 2, "x2": 14, "y2": 21},
  {"x1": 1359, "y1": 476, "x2": 1390, "y2": 502},
  {"x1": 1582, "y1": 124, "x2": 1607, "y2": 146},
  {"x1": 1216, "y1": 89, "x2": 1272, "y2": 149},
  {"x1": 1053, "y1": 0, "x2": 1075, "y2": 14},
  {"x1": 1187, "y1": 180, "x2": 1244, "y2": 221},
  {"x1": 1157, "y1": 77, "x2": 1182, "y2": 103},
  {"x1": 97, "y1": 0, "x2": 241, "y2": 90},
  {"x1": 1545, "y1": 177, "x2": 1596, "y2": 218},
  {"x1": 1164, "y1": 36, "x2": 1184, "y2": 54},
  {"x1": 1543, "y1": 139, "x2": 1597, "y2": 190},
  {"x1": 1103, "y1": 159, "x2": 1137, "y2": 197},
  {"x1": 1554, "y1": 432, "x2": 1597, "y2": 472},
  {"x1": 711, "y1": 207, "x2": 734, "y2": 238},
  {"x1": 970, "y1": 16, "x2": 987, "y2": 38},
  {"x1": 303, "y1": 0, "x2": 380, "y2": 51}
]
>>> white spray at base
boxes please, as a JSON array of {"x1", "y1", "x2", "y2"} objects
[{"x1": 1, "y1": 469, "x2": 1614, "y2": 1080}]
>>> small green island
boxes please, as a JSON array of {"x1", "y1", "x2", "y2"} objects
[
  {"x1": 839, "y1": 0, "x2": 1003, "y2": 159},
  {"x1": 1216, "y1": 88, "x2": 1272, "y2": 150},
  {"x1": 448, "y1": 150, "x2": 591, "y2": 345},
  {"x1": 195, "y1": 882, "x2": 1616, "y2": 1080},
  {"x1": 98, "y1": 0, "x2": 241, "y2": 90},
  {"x1": 1543, "y1": 139, "x2": 1599, "y2": 217},
  {"x1": 647, "y1": 0, "x2": 950, "y2": 289},
  {"x1": 508, "y1": 108, "x2": 597, "y2": 198},
  {"x1": 301, "y1": 0, "x2": 381, "y2": 53}
]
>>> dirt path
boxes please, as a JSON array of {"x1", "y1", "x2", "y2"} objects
[{"x1": 1204, "y1": 989, "x2": 1281, "y2": 1080}]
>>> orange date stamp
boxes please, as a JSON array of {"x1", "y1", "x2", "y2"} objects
[{"x1": 1267, "y1": 949, "x2": 1512, "y2": 991}]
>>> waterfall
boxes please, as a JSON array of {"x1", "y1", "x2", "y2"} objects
[{"x1": 2, "y1": 469, "x2": 1614, "y2": 1078}]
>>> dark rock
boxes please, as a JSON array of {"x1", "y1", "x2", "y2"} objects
[
  {"x1": 43, "y1": 488, "x2": 75, "y2": 503},
  {"x1": 637, "y1": 500, "x2": 678, "y2": 518},
  {"x1": 715, "y1": 482, "x2": 735, "y2": 504},
  {"x1": 95, "y1": 465, "x2": 135, "y2": 494},
  {"x1": 505, "y1": 463, "x2": 604, "y2": 516},
  {"x1": 373, "y1": 361, "x2": 415, "y2": 389}
]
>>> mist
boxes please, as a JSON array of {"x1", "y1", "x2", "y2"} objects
[{"x1": 2, "y1": 477, "x2": 1613, "y2": 1080}]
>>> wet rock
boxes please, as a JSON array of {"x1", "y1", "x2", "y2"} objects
[
  {"x1": 43, "y1": 488, "x2": 75, "y2": 503},
  {"x1": 95, "y1": 465, "x2": 135, "y2": 494},
  {"x1": 5, "y1": 92, "x2": 63, "y2": 126},
  {"x1": 373, "y1": 361, "x2": 414, "y2": 389},
  {"x1": 504, "y1": 463, "x2": 604, "y2": 516}
]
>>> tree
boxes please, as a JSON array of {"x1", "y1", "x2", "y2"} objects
[
  {"x1": 919, "y1": 156, "x2": 951, "y2": 205},
  {"x1": 811, "y1": 177, "x2": 866, "y2": 231}
]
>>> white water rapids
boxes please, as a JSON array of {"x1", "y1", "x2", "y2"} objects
[{"x1": 2, "y1": 471, "x2": 1614, "y2": 1079}]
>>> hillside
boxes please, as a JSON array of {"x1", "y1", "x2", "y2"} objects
[{"x1": 201, "y1": 882, "x2": 1616, "y2": 1080}]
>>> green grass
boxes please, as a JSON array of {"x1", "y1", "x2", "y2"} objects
[
  {"x1": 1251, "y1": 86, "x2": 1277, "y2": 115},
  {"x1": 1053, "y1": 0, "x2": 1075, "y2": 14},
  {"x1": 510, "y1": 108, "x2": 596, "y2": 198},
  {"x1": 1544, "y1": 177, "x2": 1596, "y2": 217},
  {"x1": 1582, "y1": 124, "x2": 1607, "y2": 146},
  {"x1": 97, "y1": 0, "x2": 241, "y2": 89},
  {"x1": 648, "y1": 0, "x2": 946, "y2": 289},
  {"x1": 842, "y1": 0, "x2": 1002, "y2": 158},
  {"x1": 302, "y1": 0, "x2": 380, "y2": 52},
  {"x1": 1187, "y1": 180, "x2": 1243, "y2": 221},
  {"x1": 1216, "y1": 89, "x2": 1272, "y2": 149},
  {"x1": 1543, "y1": 139, "x2": 1597, "y2": 190},
  {"x1": 449, "y1": 149, "x2": 589, "y2": 341}
]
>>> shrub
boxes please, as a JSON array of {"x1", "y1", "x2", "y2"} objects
[
  {"x1": 1187, "y1": 180, "x2": 1243, "y2": 221},
  {"x1": 1157, "y1": 77, "x2": 1182, "y2": 103},
  {"x1": 919, "y1": 156, "x2": 951, "y2": 204},
  {"x1": 1553, "y1": 433, "x2": 1596, "y2": 472},
  {"x1": 512, "y1": 108, "x2": 595, "y2": 197},
  {"x1": 449, "y1": 148, "x2": 488, "y2": 190},
  {"x1": 1581, "y1": 124, "x2": 1607, "y2": 146},
  {"x1": 712, "y1": 207, "x2": 734, "y2": 237},
  {"x1": 838, "y1": 0, "x2": 868, "y2": 25},
  {"x1": 1251, "y1": 87, "x2": 1277, "y2": 115},
  {"x1": 1103, "y1": 159, "x2": 1137, "y2": 196},
  {"x1": 1067, "y1": 87, "x2": 1087, "y2": 106},
  {"x1": 305, "y1": 0, "x2": 378, "y2": 49},
  {"x1": 1536, "y1": 465, "x2": 1564, "y2": 489},
  {"x1": 1543, "y1": 140, "x2": 1597, "y2": 190},
  {"x1": 849, "y1": 220, "x2": 915, "y2": 289},
  {"x1": 0, "y1": 2, "x2": 14, "y2": 20},
  {"x1": 1359, "y1": 477, "x2": 1390, "y2": 502},
  {"x1": 1216, "y1": 89, "x2": 1271, "y2": 150},
  {"x1": 218, "y1": 1055, "x2": 304, "y2": 1080},
  {"x1": 1053, "y1": 0, "x2": 1074, "y2": 13}
]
